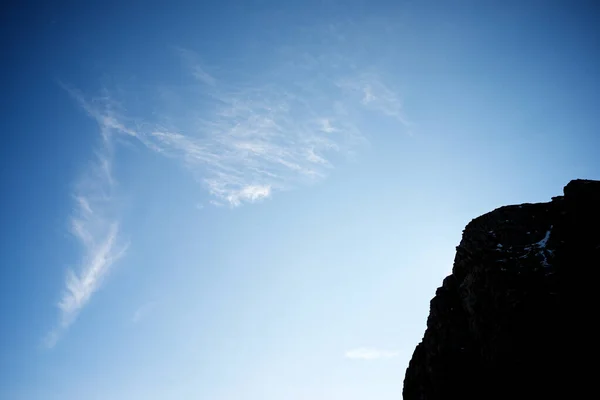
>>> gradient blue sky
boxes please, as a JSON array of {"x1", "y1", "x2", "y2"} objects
[{"x1": 1, "y1": 1, "x2": 599, "y2": 399}]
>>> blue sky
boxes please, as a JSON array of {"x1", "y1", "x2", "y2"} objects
[{"x1": 1, "y1": 1, "x2": 599, "y2": 399}]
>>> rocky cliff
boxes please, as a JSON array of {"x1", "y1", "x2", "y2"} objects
[{"x1": 403, "y1": 179, "x2": 600, "y2": 400}]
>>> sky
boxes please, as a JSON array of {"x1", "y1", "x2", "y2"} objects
[{"x1": 1, "y1": 1, "x2": 599, "y2": 399}]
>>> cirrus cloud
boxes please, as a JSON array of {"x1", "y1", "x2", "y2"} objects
[
  {"x1": 345, "y1": 347, "x2": 400, "y2": 360},
  {"x1": 46, "y1": 26, "x2": 410, "y2": 346}
]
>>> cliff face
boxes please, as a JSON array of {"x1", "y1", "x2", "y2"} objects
[{"x1": 403, "y1": 179, "x2": 600, "y2": 400}]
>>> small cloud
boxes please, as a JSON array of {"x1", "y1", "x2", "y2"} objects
[
  {"x1": 318, "y1": 118, "x2": 337, "y2": 133},
  {"x1": 345, "y1": 347, "x2": 400, "y2": 360},
  {"x1": 305, "y1": 148, "x2": 330, "y2": 166},
  {"x1": 132, "y1": 301, "x2": 157, "y2": 324},
  {"x1": 225, "y1": 184, "x2": 271, "y2": 207},
  {"x1": 42, "y1": 330, "x2": 61, "y2": 349},
  {"x1": 362, "y1": 85, "x2": 376, "y2": 104},
  {"x1": 192, "y1": 66, "x2": 217, "y2": 86},
  {"x1": 174, "y1": 47, "x2": 217, "y2": 86},
  {"x1": 195, "y1": 203, "x2": 205, "y2": 210},
  {"x1": 337, "y1": 73, "x2": 410, "y2": 127}
]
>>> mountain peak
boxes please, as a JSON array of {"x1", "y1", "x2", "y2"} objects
[{"x1": 403, "y1": 179, "x2": 600, "y2": 400}]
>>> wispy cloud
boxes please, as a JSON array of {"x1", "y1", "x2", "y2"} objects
[
  {"x1": 64, "y1": 48, "x2": 408, "y2": 209},
  {"x1": 48, "y1": 24, "x2": 410, "y2": 347},
  {"x1": 345, "y1": 347, "x2": 400, "y2": 360},
  {"x1": 45, "y1": 92, "x2": 128, "y2": 348},
  {"x1": 317, "y1": 118, "x2": 338, "y2": 133},
  {"x1": 174, "y1": 46, "x2": 217, "y2": 86},
  {"x1": 132, "y1": 301, "x2": 157, "y2": 324},
  {"x1": 337, "y1": 72, "x2": 411, "y2": 128}
]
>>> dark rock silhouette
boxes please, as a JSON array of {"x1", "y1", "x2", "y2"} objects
[{"x1": 403, "y1": 179, "x2": 600, "y2": 400}]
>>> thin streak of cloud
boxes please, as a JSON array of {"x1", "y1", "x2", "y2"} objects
[
  {"x1": 317, "y1": 118, "x2": 338, "y2": 133},
  {"x1": 174, "y1": 46, "x2": 217, "y2": 86},
  {"x1": 337, "y1": 73, "x2": 411, "y2": 127},
  {"x1": 223, "y1": 184, "x2": 271, "y2": 207},
  {"x1": 345, "y1": 347, "x2": 400, "y2": 360},
  {"x1": 132, "y1": 301, "x2": 157, "y2": 324},
  {"x1": 44, "y1": 98, "x2": 128, "y2": 348},
  {"x1": 58, "y1": 83, "x2": 139, "y2": 141}
]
